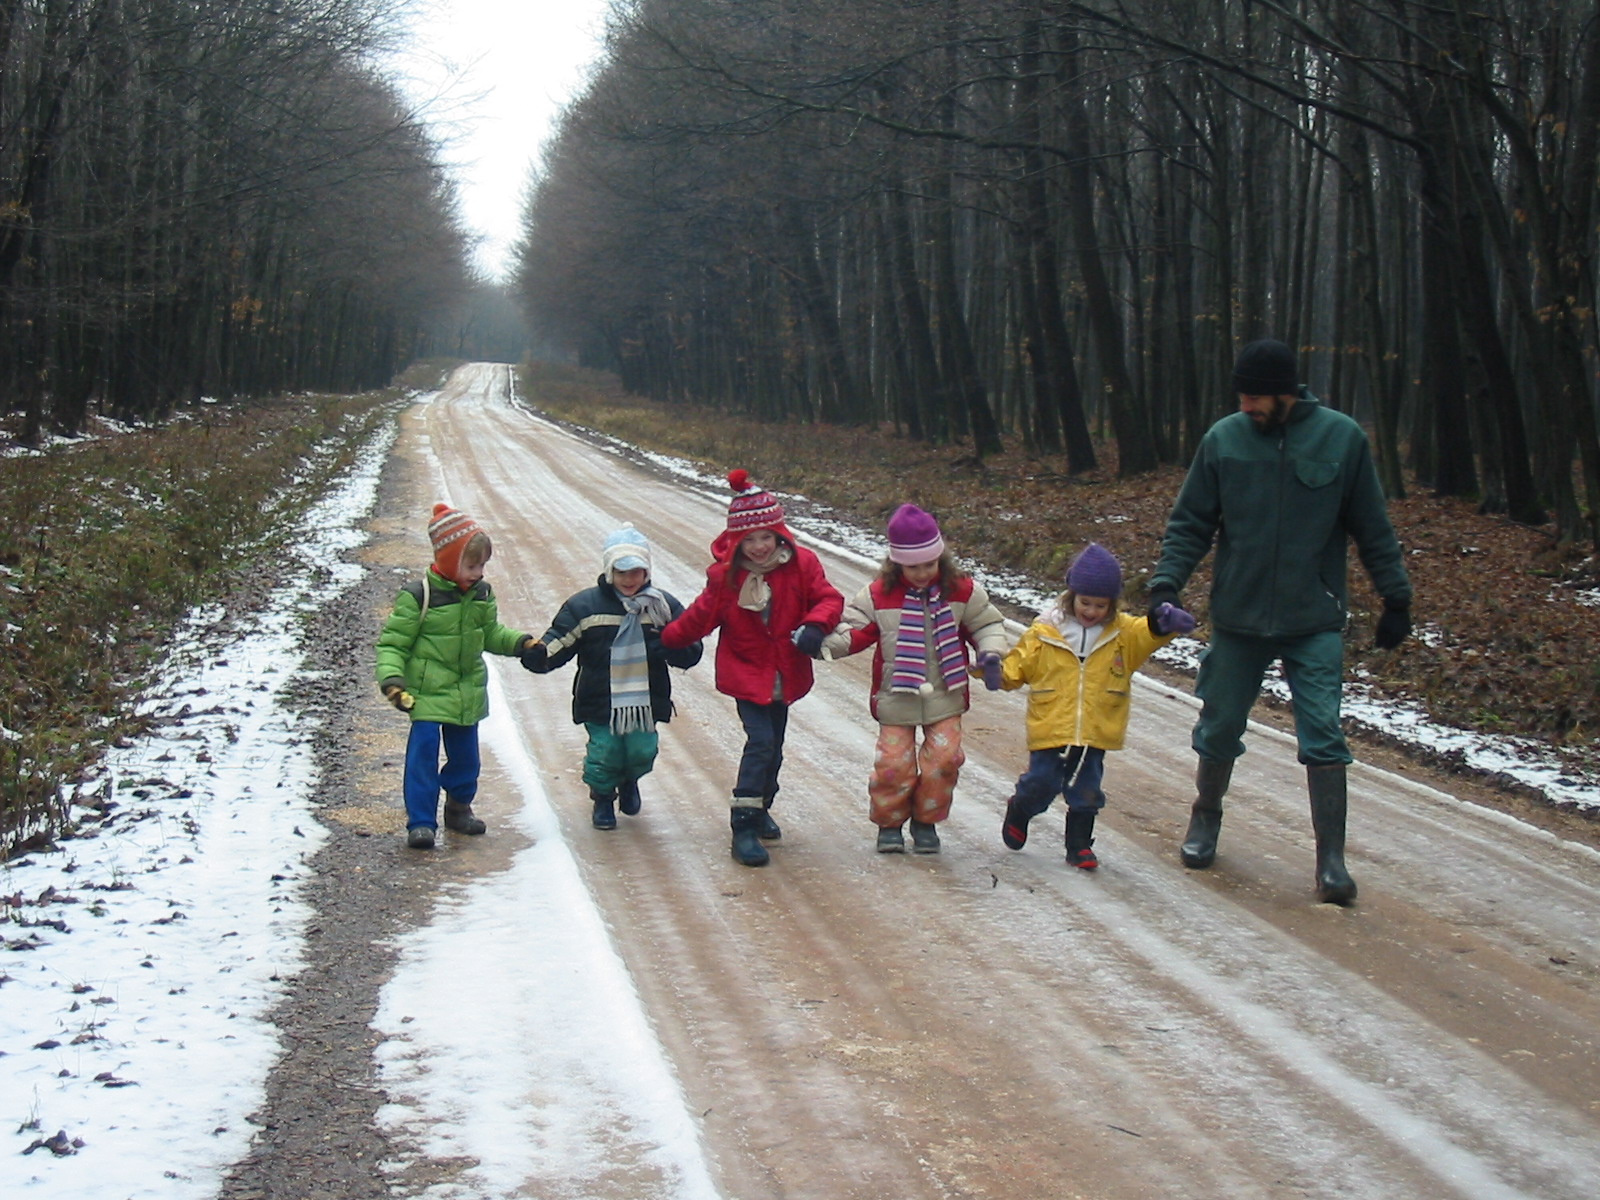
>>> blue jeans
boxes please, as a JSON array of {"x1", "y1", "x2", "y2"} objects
[
  {"x1": 733, "y1": 699, "x2": 789, "y2": 803},
  {"x1": 403, "y1": 720, "x2": 481, "y2": 829},
  {"x1": 1011, "y1": 745, "x2": 1107, "y2": 818},
  {"x1": 1192, "y1": 628, "x2": 1350, "y2": 766}
]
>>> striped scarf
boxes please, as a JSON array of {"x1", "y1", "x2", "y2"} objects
[
  {"x1": 890, "y1": 584, "x2": 967, "y2": 694},
  {"x1": 611, "y1": 587, "x2": 670, "y2": 733}
]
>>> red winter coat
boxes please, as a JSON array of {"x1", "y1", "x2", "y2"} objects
[{"x1": 661, "y1": 530, "x2": 844, "y2": 706}]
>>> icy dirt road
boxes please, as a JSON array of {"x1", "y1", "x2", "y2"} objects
[{"x1": 339, "y1": 364, "x2": 1600, "y2": 1199}]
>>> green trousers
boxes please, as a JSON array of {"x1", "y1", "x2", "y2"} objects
[
  {"x1": 1192, "y1": 628, "x2": 1351, "y2": 767},
  {"x1": 582, "y1": 723, "x2": 660, "y2": 793}
]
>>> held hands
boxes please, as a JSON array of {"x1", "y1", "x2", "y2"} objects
[
  {"x1": 791, "y1": 623, "x2": 826, "y2": 659},
  {"x1": 519, "y1": 640, "x2": 549, "y2": 671},
  {"x1": 1152, "y1": 601, "x2": 1197, "y2": 636},
  {"x1": 1374, "y1": 600, "x2": 1412, "y2": 650},
  {"x1": 977, "y1": 651, "x2": 1004, "y2": 691},
  {"x1": 1146, "y1": 587, "x2": 1180, "y2": 636},
  {"x1": 381, "y1": 682, "x2": 415, "y2": 712}
]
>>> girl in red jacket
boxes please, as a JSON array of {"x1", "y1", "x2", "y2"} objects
[
  {"x1": 820, "y1": 505, "x2": 1010, "y2": 854},
  {"x1": 661, "y1": 471, "x2": 845, "y2": 867}
]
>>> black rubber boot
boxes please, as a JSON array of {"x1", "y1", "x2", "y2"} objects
[
  {"x1": 730, "y1": 807, "x2": 769, "y2": 866},
  {"x1": 1181, "y1": 758, "x2": 1232, "y2": 869},
  {"x1": 1308, "y1": 764, "x2": 1358, "y2": 905},
  {"x1": 909, "y1": 820, "x2": 941, "y2": 854},
  {"x1": 1002, "y1": 794, "x2": 1050, "y2": 850},
  {"x1": 591, "y1": 788, "x2": 618, "y2": 830},
  {"x1": 756, "y1": 798, "x2": 782, "y2": 841},
  {"x1": 443, "y1": 799, "x2": 486, "y2": 835},
  {"x1": 1065, "y1": 810, "x2": 1098, "y2": 870},
  {"x1": 618, "y1": 779, "x2": 642, "y2": 817}
]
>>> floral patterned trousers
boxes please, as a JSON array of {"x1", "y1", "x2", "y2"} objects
[{"x1": 868, "y1": 715, "x2": 966, "y2": 828}]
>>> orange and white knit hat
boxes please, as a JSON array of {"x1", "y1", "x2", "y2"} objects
[{"x1": 428, "y1": 503, "x2": 485, "y2": 584}]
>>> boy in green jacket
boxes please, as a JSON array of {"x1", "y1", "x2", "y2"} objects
[{"x1": 376, "y1": 503, "x2": 533, "y2": 849}]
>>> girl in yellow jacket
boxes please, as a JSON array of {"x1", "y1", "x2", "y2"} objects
[{"x1": 998, "y1": 544, "x2": 1194, "y2": 868}]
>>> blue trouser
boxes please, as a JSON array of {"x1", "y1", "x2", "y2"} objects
[
  {"x1": 733, "y1": 699, "x2": 789, "y2": 804},
  {"x1": 1192, "y1": 628, "x2": 1350, "y2": 766},
  {"x1": 582, "y1": 722, "x2": 660, "y2": 794},
  {"x1": 403, "y1": 720, "x2": 481, "y2": 830},
  {"x1": 1011, "y1": 745, "x2": 1107, "y2": 818}
]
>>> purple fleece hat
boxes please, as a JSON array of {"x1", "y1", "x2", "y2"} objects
[
  {"x1": 886, "y1": 504, "x2": 945, "y2": 565},
  {"x1": 1066, "y1": 543, "x2": 1122, "y2": 599}
]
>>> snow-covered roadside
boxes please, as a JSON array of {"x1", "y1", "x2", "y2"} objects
[
  {"x1": 518, "y1": 395, "x2": 1600, "y2": 816},
  {"x1": 369, "y1": 669, "x2": 720, "y2": 1199},
  {"x1": 2, "y1": 420, "x2": 394, "y2": 1196}
]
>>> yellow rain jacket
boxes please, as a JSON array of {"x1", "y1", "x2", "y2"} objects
[{"x1": 1000, "y1": 607, "x2": 1173, "y2": 751}]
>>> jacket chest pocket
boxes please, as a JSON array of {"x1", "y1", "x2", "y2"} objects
[{"x1": 1294, "y1": 459, "x2": 1339, "y2": 490}]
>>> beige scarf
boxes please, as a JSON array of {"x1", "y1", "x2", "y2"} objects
[{"x1": 736, "y1": 544, "x2": 794, "y2": 612}]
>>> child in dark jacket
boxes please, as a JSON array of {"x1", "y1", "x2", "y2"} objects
[
  {"x1": 660, "y1": 470, "x2": 844, "y2": 867},
  {"x1": 376, "y1": 503, "x2": 534, "y2": 849},
  {"x1": 520, "y1": 527, "x2": 702, "y2": 830}
]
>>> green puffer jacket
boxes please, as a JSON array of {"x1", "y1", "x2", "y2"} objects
[
  {"x1": 374, "y1": 570, "x2": 529, "y2": 726},
  {"x1": 1150, "y1": 390, "x2": 1412, "y2": 638}
]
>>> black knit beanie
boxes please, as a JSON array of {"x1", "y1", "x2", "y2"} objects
[{"x1": 1232, "y1": 339, "x2": 1298, "y2": 396}]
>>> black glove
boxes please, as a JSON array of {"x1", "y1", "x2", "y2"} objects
[
  {"x1": 1146, "y1": 586, "x2": 1180, "y2": 636},
  {"x1": 519, "y1": 641, "x2": 549, "y2": 671},
  {"x1": 791, "y1": 624, "x2": 826, "y2": 659},
  {"x1": 1374, "y1": 600, "x2": 1411, "y2": 650}
]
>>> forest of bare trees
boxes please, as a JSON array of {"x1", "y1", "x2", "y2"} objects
[
  {"x1": 517, "y1": 0, "x2": 1600, "y2": 546},
  {"x1": 0, "y1": 0, "x2": 475, "y2": 444}
]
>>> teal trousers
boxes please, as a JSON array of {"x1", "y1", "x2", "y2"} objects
[
  {"x1": 1192, "y1": 628, "x2": 1351, "y2": 767},
  {"x1": 582, "y1": 722, "x2": 660, "y2": 793}
]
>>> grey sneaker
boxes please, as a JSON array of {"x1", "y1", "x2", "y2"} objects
[
  {"x1": 909, "y1": 820, "x2": 941, "y2": 854},
  {"x1": 876, "y1": 826, "x2": 906, "y2": 853}
]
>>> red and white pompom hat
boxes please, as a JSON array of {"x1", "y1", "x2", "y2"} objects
[{"x1": 724, "y1": 469, "x2": 786, "y2": 533}]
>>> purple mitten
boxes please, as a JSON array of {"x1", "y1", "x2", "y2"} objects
[
  {"x1": 978, "y1": 651, "x2": 1004, "y2": 691},
  {"x1": 1155, "y1": 602, "x2": 1197, "y2": 636}
]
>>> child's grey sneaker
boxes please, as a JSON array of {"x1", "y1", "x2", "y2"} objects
[{"x1": 876, "y1": 826, "x2": 906, "y2": 853}]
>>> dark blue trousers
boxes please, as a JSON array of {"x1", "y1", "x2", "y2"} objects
[
  {"x1": 1010, "y1": 745, "x2": 1107, "y2": 818},
  {"x1": 733, "y1": 699, "x2": 789, "y2": 803}
]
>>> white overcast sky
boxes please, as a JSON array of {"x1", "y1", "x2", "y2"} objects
[{"x1": 386, "y1": 0, "x2": 613, "y2": 281}]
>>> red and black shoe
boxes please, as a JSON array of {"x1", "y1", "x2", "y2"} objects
[
  {"x1": 1001, "y1": 799, "x2": 1033, "y2": 850},
  {"x1": 1066, "y1": 809, "x2": 1099, "y2": 869}
]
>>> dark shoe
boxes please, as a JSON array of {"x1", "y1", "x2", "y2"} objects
[
  {"x1": 756, "y1": 800, "x2": 782, "y2": 841},
  {"x1": 730, "y1": 808, "x2": 769, "y2": 866},
  {"x1": 406, "y1": 825, "x2": 435, "y2": 850},
  {"x1": 1001, "y1": 798, "x2": 1033, "y2": 850},
  {"x1": 876, "y1": 825, "x2": 906, "y2": 853},
  {"x1": 618, "y1": 780, "x2": 642, "y2": 817},
  {"x1": 1308, "y1": 764, "x2": 1357, "y2": 905},
  {"x1": 1180, "y1": 758, "x2": 1232, "y2": 869},
  {"x1": 443, "y1": 800, "x2": 486, "y2": 835},
  {"x1": 591, "y1": 791, "x2": 617, "y2": 830},
  {"x1": 1066, "y1": 810, "x2": 1098, "y2": 869},
  {"x1": 909, "y1": 820, "x2": 941, "y2": 854}
]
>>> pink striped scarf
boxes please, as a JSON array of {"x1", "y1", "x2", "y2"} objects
[{"x1": 890, "y1": 585, "x2": 967, "y2": 693}]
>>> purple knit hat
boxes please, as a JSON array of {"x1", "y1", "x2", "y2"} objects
[
  {"x1": 886, "y1": 504, "x2": 946, "y2": 565},
  {"x1": 1066, "y1": 543, "x2": 1122, "y2": 599}
]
